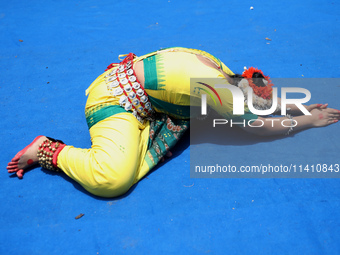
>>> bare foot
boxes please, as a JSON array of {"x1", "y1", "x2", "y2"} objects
[{"x1": 7, "y1": 136, "x2": 47, "y2": 179}]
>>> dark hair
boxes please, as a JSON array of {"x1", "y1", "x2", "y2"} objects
[
  {"x1": 229, "y1": 74, "x2": 243, "y2": 86},
  {"x1": 230, "y1": 72, "x2": 267, "y2": 87},
  {"x1": 251, "y1": 72, "x2": 267, "y2": 87}
]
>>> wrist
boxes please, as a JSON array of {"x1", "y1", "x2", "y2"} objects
[{"x1": 294, "y1": 115, "x2": 315, "y2": 130}]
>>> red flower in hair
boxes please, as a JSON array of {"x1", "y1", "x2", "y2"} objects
[{"x1": 242, "y1": 67, "x2": 273, "y2": 99}]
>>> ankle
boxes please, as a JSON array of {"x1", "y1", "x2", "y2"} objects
[{"x1": 37, "y1": 137, "x2": 66, "y2": 172}]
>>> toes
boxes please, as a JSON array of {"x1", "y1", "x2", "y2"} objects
[
  {"x1": 166, "y1": 151, "x2": 173, "y2": 157},
  {"x1": 7, "y1": 161, "x2": 19, "y2": 168},
  {"x1": 17, "y1": 169, "x2": 24, "y2": 179},
  {"x1": 9, "y1": 157, "x2": 19, "y2": 163},
  {"x1": 8, "y1": 168, "x2": 18, "y2": 173},
  {"x1": 7, "y1": 166, "x2": 19, "y2": 173},
  {"x1": 7, "y1": 165, "x2": 18, "y2": 170},
  {"x1": 7, "y1": 161, "x2": 25, "y2": 178},
  {"x1": 7, "y1": 161, "x2": 19, "y2": 166},
  {"x1": 7, "y1": 167, "x2": 24, "y2": 178}
]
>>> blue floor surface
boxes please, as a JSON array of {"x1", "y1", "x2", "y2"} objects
[{"x1": 1, "y1": 0, "x2": 340, "y2": 254}]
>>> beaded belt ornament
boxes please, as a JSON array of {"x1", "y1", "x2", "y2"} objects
[{"x1": 105, "y1": 53, "x2": 154, "y2": 123}]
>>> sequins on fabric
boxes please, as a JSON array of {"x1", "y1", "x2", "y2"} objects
[{"x1": 105, "y1": 54, "x2": 154, "y2": 123}]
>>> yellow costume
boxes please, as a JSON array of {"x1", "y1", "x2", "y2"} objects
[
  {"x1": 140, "y1": 47, "x2": 256, "y2": 121},
  {"x1": 55, "y1": 47, "x2": 257, "y2": 197}
]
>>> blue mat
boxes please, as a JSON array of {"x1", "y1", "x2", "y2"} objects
[{"x1": 1, "y1": 0, "x2": 339, "y2": 254}]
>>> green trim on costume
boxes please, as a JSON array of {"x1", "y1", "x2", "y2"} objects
[
  {"x1": 143, "y1": 55, "x2": 166, "y2": 91},
  {"x1": 148, "y1": 95, "x2": 191, "y2": 119},
  {"x1": 156, "y1": 55, "x2": 166, "y2": 90},
  {"x1": 145, "y1": 152, "x2": 156, "y2": 168},
  {"x1": 86, "y1": 104, "x2": 127, "y2": 129},
  {"x1": 143, "y1": 55, "x2": 158, "y2": 90},
  {"x1": 143, "y1": 114, "x2": 190, "y2": 169}
]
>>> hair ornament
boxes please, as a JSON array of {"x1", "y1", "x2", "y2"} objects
[{"x1": 242, "y1": 67, "x2": 273, "y2": 99}]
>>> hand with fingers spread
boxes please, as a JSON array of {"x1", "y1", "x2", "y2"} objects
[{"x1": 310, "y1": 107, "x2": 340, "y2": 127}]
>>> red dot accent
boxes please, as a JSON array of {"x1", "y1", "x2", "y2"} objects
[{"x1": 27, "y1": 159, "x2": 34, "y2": 165}]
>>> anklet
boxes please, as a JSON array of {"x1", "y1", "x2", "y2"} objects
[{"x1": 37, "y1": 137, "x2": 66, "y2": 172}]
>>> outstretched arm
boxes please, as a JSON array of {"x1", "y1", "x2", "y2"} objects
[{"x1": 242, "y1": 107, "x2": 340, "y2": 136}]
